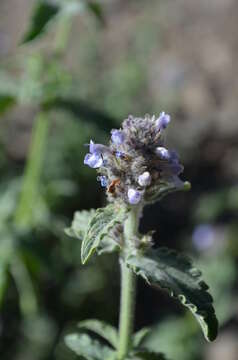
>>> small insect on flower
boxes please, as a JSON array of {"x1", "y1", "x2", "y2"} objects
[{"x1": 107, "y1": 179, "x2": 121, "y2": 194}]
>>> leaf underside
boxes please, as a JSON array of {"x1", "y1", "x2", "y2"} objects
[{"x1": 127, "y1": 247, "x2": 218, "y2": 341}]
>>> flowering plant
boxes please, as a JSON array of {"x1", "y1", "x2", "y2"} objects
[{"x1": 65, "y1": 113, "x2": 218, "y2": 360}]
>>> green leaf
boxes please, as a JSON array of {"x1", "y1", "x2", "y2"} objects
[
  {"x1": 78, "y1": 319, "x2": 118, "y2": 349},
  {"x1": 127, "y1": 248, "x2": 218, "y2": 342},
  {"x1": 133, "y1": 327, "x2": 151, "y2": 348},
  {"x1": 81, "y1": 204, "x2": 127, "y2": 264},
  {"x1": 0, "y1": 95, "x2": 16, "y2": 115},
  {"x1": 65, "y1": 209, "x2": 96, "y2": 240},
  {"x1": 65, "y1": 333, "x2": 115, "y2": 360},
  {"x1": 145, "y1": 179, "x2": 191, "y2": 203},
  {"x1": 127, "y1": 350, "x2": 168, "y2": 360},
  {"x1": 22, "y1": 1, "x2": 60, "y2": 43},
  {"x1": 87, "y1": 1, "x2": 105, "y2": 24}
]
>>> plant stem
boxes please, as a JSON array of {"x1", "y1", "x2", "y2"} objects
[
  {"x1": 118, "y1": 207, "x2": 140, "y2": 360},
  {"x1": 14, "y1": 111, "x2": 49, "y2": 229}
]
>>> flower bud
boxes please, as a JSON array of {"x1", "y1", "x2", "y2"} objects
[
  {"x1": 138, "y1": 172, "x2": 151, "y2": 187},
  {"x1": 128, "y1": 189, "x2": 142, "y2": 205},
  {"x1": 155, "y1": 147, "x2": 170, "y2": 160},
  {"x1": 155, "y1": 112, "x2": 170, "y2": 131}
]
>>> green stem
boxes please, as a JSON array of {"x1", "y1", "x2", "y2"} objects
[
  {"x1": 14, "y1": 111, "x2": 49, "y2": 229},
  {"x1": 118, "y1": 207, "x2": 141, "y2": 360}
]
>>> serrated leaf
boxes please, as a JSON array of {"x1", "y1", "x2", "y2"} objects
[
  {"x1": 126, "y1": 248, "x2": 218, "y2": 341},
  {"x1": 65, "y1": 333, "x2": 115, "y2": 360},
  {"x1": 78, "y1": 319, "x2": 118, "y2": 348},
  {"x1": 127, "y1": 350, "x2": 168, "y2": 360},
  {"x1": 0, "y1": 95, "x2": 16, "y2": 115},
  {"x1": 81, "y1": 204, "x2": 127, "y2": 264},
  {"x1": 133, "y1": 327, "x2": 151, "y2": 348},
  {"x1": 22, "y1": 1, "x2": 59, "y2": 43},
  {"x1": 65, "y1": 209, "x2": 96, "y2": 240}
]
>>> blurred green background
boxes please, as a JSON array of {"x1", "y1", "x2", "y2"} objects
[{"x1": 0, "y1": 1, "x2": 238, "y2": 359}]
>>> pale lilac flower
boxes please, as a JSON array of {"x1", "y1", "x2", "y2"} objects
[
  {"x1": 155, "y1": 147, "x2": 170, "y2": 160},
  {"x1": 111, "y1": 130, "x2": 125, "y2": 145},
  {"x1": 128, "y1": 189, "x2": 142, "y2": 205},
  {"x1": 138, "y1": 172, "x2": 151, "y2": 187},
  {"x1": 155, "y1": 112, "x2": 171, "y2": 131},
  {"x1": 84, "y1": 153, "x2": 103, "y2": 168},
  {"x1": 89, "y1": 140, "x2": 110, "y2": 155}
]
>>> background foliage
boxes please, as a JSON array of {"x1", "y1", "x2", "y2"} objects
[{"x1": 0, "y1": 1, "x2": 238, "y2": 359}]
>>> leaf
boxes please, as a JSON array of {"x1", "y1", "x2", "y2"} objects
[
  {"x1": 126, "y1": 247, "x2": 218, "y2": 342},
  {"x1": 133, "y1": 327, "x2": 151, "y2": 348},
  {"x1": 145, "y1": 179, "x2": 191, "y2": 204},
  {"x1": 22, "y1": 1, "x2": 60, "y2": 43},
  {"x1": 127, "y1": 350, "x2": 169, "y2": 360},
  {"x1": 0, "y1": 95, "x2": 16, "y2": 115},
  {"x1": 78, "y1": 319, "x2": 118, "y2": 348},
  {"x1": 65, "y1": 333, "x2": 115, "y2": 360},
  {"x1": 65, "y1": 209, "x2": 96, "y2": 240},
  {"x1": 86, "y1": 1, "x2": 105, "y2": 24},
  {"x1": 81, "y1": 204, "x2": 127, "y2": 264}
]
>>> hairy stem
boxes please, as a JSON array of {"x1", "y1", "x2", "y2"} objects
[{"x1": 118, "y1": 207, "x2": 140, "y2": 359}]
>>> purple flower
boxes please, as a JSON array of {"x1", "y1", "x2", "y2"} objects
[
  {"x1": 155, "y1": 147, "x2": 170, "y2": 160},
  {"x1": 155, "y1": 112, "x2": 171, "y2": 131},
  {"x1": 84, "y1": 153, "x2": 103, "y2": 168},
  {"x1": 89, "y1": 140, "x2": 110, "y2": 155},
  {"x1": 128, "y1": 188, "x2": 142, "y2": 205},
  {"x1": 138, "y1": 171, "x2": 151, "y2": 187},
  {"x1": 84, "y1": 140, "x2": 110, "y2": 168},
  {"x1": 111, "y1": 130, "x2": 125, "y2": 145},
  {"x1": 97, "y1": 175, "x2": 108, "y2": 187}
]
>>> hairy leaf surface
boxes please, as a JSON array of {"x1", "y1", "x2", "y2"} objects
[
  {"x1": 127, "y1": 247, "x2": 218, "y2": 341},
  {"x1": 65, "y1": 333, "x2": 115, "y2": 360},
  {"x1": 65, "y1": 209, "x2": 95, "y2": 240},
  {"x1": 81, "y1": 204, "x2": 127, "y2": 264}
]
